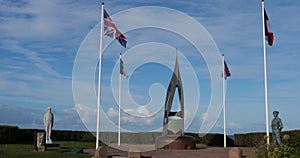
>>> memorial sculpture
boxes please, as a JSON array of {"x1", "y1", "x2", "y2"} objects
[
  {"x1": 163, "y1": 50, "x2": 184, "y2": 136},
  {"x1": 271, "y1": 110, "x2": 283, "y2": 146},
  {"x1": 156, "y1": 50, "x2": 195, "y2": 149},
  {"x1": 43, "y1": 107, "x2": 54, "y2": 144}
]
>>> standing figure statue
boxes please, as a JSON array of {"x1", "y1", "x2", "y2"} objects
[
  {"x1": 43, "y1": 107, "x2": 54, "y2": 144},
  {"x1": 271, "y1": 111, "x2": 283, "y2": 146}
]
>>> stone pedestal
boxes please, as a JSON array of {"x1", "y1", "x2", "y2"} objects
[
  {"x1": 34, "y1": 131, "x2": 46, "y2": 152},
  {"x1": 128, "y1": 151, "x2": 141, "y2": 158},
  {"x1": 93, "y1": 146, "x2": 125, "y2": 158},
  {"x1": 228, "y1": 147, "x2": 242, "y2": 158},
  {"x1": 46, "y1": 138, "x2": 53, "y2": 144},
  {"x1": 156, "y1": 135, "x2": 196, "y2": 150}
]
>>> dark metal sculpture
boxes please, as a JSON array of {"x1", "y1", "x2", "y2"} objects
[
  {"x1": 163, "y1": 50, "x2": 184, "y2": 136},
  {"x1": 156, "y1": 50, "x2": 195, "y2": 150},
  {"x1": 271, "y1": 111, "x2": 283, "y2": 147}
]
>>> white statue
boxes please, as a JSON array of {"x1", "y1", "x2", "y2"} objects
[{"x1": 43, "y1": 107, "x2": 54, "y2": 144}]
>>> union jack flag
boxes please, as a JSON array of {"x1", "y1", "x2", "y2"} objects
[{"x1": 103, "y1": 9, "x2": 127, "y2": 48}]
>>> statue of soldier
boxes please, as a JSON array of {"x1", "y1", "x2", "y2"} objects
[
  {"x1": 271, "y1": 111, "x2": 283, "y2": 146},
  {"x1": 43, "y1": 107, "x2": 54, "y2": 144}
]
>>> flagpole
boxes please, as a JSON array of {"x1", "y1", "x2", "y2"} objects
[
  {"x1": 118, "y1": 53, "x2": 122, "y2": 146},
  {"x1": 96, "y1": 2, "x2": 104, "y2": 149},
  {"x1": 262, "y1": 0, "x2": 270, "y2": 146},
  {"x1": 222, "y1": 54, "x2": 227, "y2": 148}
]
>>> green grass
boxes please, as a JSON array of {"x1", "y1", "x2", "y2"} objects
[{"x1": 0, "y1": 141, "x2": 95, "y2": 158}]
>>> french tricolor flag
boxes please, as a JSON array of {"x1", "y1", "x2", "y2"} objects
[{"x1": 264, "y1": 9, "x2": 274, "y2": 46}]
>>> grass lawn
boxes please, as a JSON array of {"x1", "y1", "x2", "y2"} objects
[{"x1": 0, "y1": 141, "x2": 95, "y2": 158}]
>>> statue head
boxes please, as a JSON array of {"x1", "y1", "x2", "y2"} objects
[
  {"x1": 273, "y1": 111, "x2": 279, "y2": 117},
  {"x1": 47, "y1": 107, "x2": 52, "y2": 112}
]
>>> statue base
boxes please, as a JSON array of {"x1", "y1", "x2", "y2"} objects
[
  {"x1": 46, "y1": 143, "x2": 60, "y2": 148},
  {"x1": 155, "y1": 135, "x2": 196, "y2": 150},
  {"x1": 46, "y1": 139, "x2": 53, "y2": 144}
]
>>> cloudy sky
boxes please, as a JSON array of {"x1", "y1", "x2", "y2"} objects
[{"x1": 1, "y1": 0, "x2": 300, "y2": 136}]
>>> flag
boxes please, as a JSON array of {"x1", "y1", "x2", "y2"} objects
[
  {"x1": 120, "y1": 58, "x2": 128, "y2": 78},
  {"x1": 103, "y1": 9, "x2": 127, "y2": 48},
  {"x1": 264, "y1": 9, "x2": 274, "y2": 46},
  {"x1": 224, "y1": 61, "x2": 231, "y2": 80}
]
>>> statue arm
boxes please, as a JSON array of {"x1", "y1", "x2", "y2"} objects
[
  {"x1": 51, "y1": 113, "x2": 54, "y2": 128},
  {"x1": 279, "y1": 118, "x2": 283, "y2": 130}
]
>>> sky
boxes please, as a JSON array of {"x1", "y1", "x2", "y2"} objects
[{"x1": 1, "y1": 0, "x2": 300, "y2": 136}]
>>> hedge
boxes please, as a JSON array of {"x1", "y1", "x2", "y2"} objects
[
  {"x1": 0, "y1": 125, "x2": 19, "y2": 144},
  {"x1": 1, "y1": 125, "x2": 233, "y2": 146},
  {"x1": 189, "y1": 133, "x2": 234, "y2": 147},
  {"x1": 234, "y1": 130, "x2": 300, "y2": 147},
  {"x1": 0, "y1": 126, "x2": 96, "y2": 144}
]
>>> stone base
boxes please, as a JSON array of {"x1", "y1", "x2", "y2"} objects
[
  {"x1": 93, "y1": 146, "x2": 125, "y2": 158},
  {"x1": 228, "y1": 147, "x2": 242, "y2": 158},
  {"x1": 46, "y1": 138, "x2": 53, "y2": 144},
  {"x1": 46, "y1": 143, "x2": 60, "y2": 148},
  {"x1": 128, "y1": 151, "x2": 141, "y2": 158},
  {"x1": 155, "y1": 135, "x2": 196, "y2": 150},
  {"x1": 36, "y1": 147, "x2": 45, "y2": 152}
]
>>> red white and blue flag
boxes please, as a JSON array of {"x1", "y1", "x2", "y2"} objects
[
  {"x1": 120, "y1": 58, "x2": 128, "y2": 78},
  {"x1": 224, "y1": 61, "x2": 231, "y2": 80},
  {"x1": 264, "y1": 9, "x2": 274, "y2": 46},
  {"x1": 103, "y1": 9, "x2": 127, "y2": 48}
]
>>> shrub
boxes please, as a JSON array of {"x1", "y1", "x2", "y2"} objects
[
  {"x1": 81, "y1": 132, "x2": 95, "y2": 142},
  {"x1": 197, "y1": 133, "x2": 234, "y2": 147},
  {"x1": 234, "y1": 132, "x2": 266, "y2": 147},
  {"x1": 256, "y1": 134, "x2": 299, "y2": 158},
  {"x1": 16, "y1": 129, "x2": 37, "y2": 143},
  {"x1": 0, "y1": 125, "x2": 19, "y2": 144}
]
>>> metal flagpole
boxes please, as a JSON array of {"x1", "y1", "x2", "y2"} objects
[
  {"x1": 261, "y1": 0, "x2": 270, "y2": 145},
  {"x1": 96, "y1": 2, "x2": 104, "y2": 149},
  {"x1": 222, "y1": 54, "x2": 227, "y2": 148},
  {"x1": 118, "y1": 53, "x2": 122, "y2": 146}
]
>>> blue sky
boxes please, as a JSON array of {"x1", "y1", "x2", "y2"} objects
[{"x1": 0, "y1": 0, "x2": 300, "y2": 135}]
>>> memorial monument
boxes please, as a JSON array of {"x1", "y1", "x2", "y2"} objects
[
  {"x1": 271, "y1": 110, "x2": 283, "y2": 147},
  {"x1": 155, "y1": 50, "x2": 195, "y2": 150},
  {"x1": 43, "y1": 107, "x2": 54, "y2": 144}
]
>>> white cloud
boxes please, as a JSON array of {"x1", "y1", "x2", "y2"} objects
[
  {"x1": 0, "y1": 40, "x2": 62, "y2": 78},
  {"x1": 200, "y1": 112, "x2": 209, "y2": 121},
  {"x1": 123, "y1": 106, "x2": 156, "y2": 125},
  {"x1": 106, "y1": 106, "x2": 161, "y2": 126},
  {"x1": 124, "y1": 106, "x2": 152, "y2": 117},
  {"x1": 107, "y1": 107, "x2": 118, "y2": 118},
  {"x1": 75, "y1": 103, "x2": 96, "y2": 127},
  {"x1": 0, "y1": 0, "x2": 98, "y2": 40},
  {"x1": 228, "y1": 122, "x2": 242, "y2": 129}
]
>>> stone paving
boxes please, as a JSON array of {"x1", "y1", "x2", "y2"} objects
[{"x1": 85, "y1": 146, "x2": 257, "y2": 158}]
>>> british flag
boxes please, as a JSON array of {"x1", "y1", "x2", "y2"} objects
[{"x1": 103, "y1": 9, "x2": 127, "y2": 48}]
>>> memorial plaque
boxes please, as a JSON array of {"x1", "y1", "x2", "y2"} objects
[
  {"x1": 34, "y1": 131, "x2": 46, "y2": 151},
  {"x1": 167, "y1": 118, "x2": 183, "y2": 135}
]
